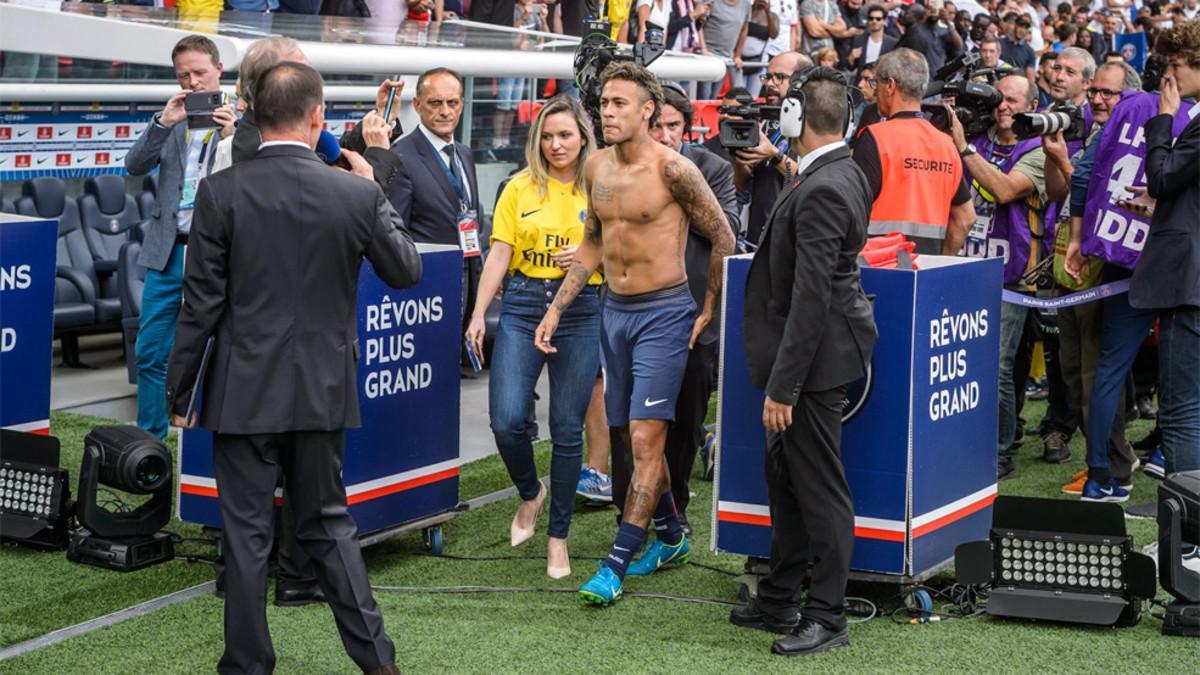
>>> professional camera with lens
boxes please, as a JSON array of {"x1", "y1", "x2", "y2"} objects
[
  {"x1": 573, "y1": 20, "x2": 665, "y2": 147},
  {"x1": 717, "y1": 101, "x2": 781, "y2": 149},
  {"x1": 922, "y1": 52, "x2": 1003, "y2": 138},
  {"x1": 1012, "y1": 104, "x2": 1087, "y2": 142}
]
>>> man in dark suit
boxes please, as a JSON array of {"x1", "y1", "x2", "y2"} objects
[
  {"x1": 386, "y1": 67, "x2": 483, "y2": 353},
  {"x1": 166, "y1": 62, "x2": 420, "y2": 675},
  {"x1": 1129, "y1": 31, "x2": 1200, "y2": 476},
  {"x1": 610, "y1": 82, "x2": 740, "y2": 532},
  {"x1": 845, "y1": 4, "x2": 898, "y2": 75},
  {"x1": 730, "y1": 68, "x2": 877, "y2": 656}
]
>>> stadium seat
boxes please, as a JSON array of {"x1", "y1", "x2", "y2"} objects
[
  {"x1": 136, "y1": 174, "x2": 158, "y2": 227},
  {"x1": 118, "y1": 241, "x2": 146, "y2": 385},
  {"x1": 79, "y1": 175, "x2": 145, "y2": 298},
  {"x1": 15, "y1": 178, "x2": 99, "y2": 366},
  {"x1": 1, "y1": 198, "x2": 15, "y2": 214}
]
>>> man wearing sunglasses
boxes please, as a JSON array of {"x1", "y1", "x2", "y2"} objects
[
  {"x1": 846, "y1": 4, "x2": 897, "y2": 75},
  {"x1": 1000, "y1": 12, "x2": 1037, "y2": 81}
]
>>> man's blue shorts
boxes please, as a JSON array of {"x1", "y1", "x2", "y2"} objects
[{"x1": 600, "y1": 282, "x2": 696, "y2": 427}]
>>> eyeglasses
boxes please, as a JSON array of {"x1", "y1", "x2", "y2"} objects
[
  {"x1": 868, "y1": 15, "x2": 885, "y2": 21},
  {"x1": 759, "y1": 72, "x2": 791, "y2": 83},
  {"x1": 866, "y1": 78, "x2": 879, "y2": 87},
  {"x1": 1087, "y1": 86, "x2": 1122, "y2": 99}
]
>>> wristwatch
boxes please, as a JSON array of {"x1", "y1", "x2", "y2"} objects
[
  {"x1": 960, "y1": 143, "x2": 977, "y2": 159},
  {"x1": 767, "y1": 150, "x2": 785, "y2": 168}
]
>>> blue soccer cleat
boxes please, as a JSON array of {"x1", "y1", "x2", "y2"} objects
[
  {"x1": 625, "y1": 536, "x2": 690, "y2": 577},
  {"x1": 579, "y1": 565, "x2": 623, "y2": 606}
]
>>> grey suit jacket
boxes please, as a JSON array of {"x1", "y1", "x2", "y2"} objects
[{"x1": 124, "y1": 115, "x2": 219, "y2": 272}]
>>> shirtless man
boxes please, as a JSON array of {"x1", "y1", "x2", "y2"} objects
[{"x1": 534, "y1": 62, "x2": 735, "y2": 606}]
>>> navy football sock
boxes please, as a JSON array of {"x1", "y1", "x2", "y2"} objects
[
  {"x1": 606, "y1": 521, "x2": 648, "y2": 580},
  {"x1": 651, "y1": 492, "x2": 683, "y2": 546}
]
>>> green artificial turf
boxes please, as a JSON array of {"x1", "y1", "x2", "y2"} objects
[{"x1": 3, "y1": 404, "x2": 1191, "y2": 674}]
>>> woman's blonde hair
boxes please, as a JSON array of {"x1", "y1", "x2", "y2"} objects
[{"x1": 522, "y1": 95, "x2": 596, "y2": 200}]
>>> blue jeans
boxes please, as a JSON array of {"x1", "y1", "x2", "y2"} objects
[
  {"x1": 489, "y1": 275, "x2": 600, "y2": 539},
  {"x1": 1085, "y1": 293, "x2": 1156, "y2": 482},
  {"x1": 997, "y1": 301, "x2": 1029, "y2": 465},
  {"x1": 1157, "y1": 306, "x2": 1200, "y2": 474},
  {"x1": 136, "y1": 243, "x2": 184, "y2": 440}
]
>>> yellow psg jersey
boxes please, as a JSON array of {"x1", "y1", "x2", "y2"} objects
[{"x1": 491, "y1": 172, "x2": 603, "y2": 285}]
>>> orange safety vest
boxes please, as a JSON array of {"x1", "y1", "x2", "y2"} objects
[{"x1": 866, "y1": 116, "x2": 962, "y2": 242}]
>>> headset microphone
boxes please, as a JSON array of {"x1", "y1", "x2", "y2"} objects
[{"x1": 778, "y1": 67, "x2": 857, "y2": 140}]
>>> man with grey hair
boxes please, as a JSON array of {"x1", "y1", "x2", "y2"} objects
[
  {"x1": 852, "y1": 48, "x2": 974, "y2": 256},
  {"x1": 231, "y1": 37, "x2": 308, "y2": 163},
  {"x1": 1048, "y1": 46, "x2": 1095, "y2": 107},
  {"x1": 948, "y1": 73, "x2": 1048, "y2": 480},
  {"x1": 1039, "y1": 58, "x2": 1143, "y2": 481}
]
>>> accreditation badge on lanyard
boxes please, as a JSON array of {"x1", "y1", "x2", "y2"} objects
[
  {"x1": 179, "y1": 129, "x2": 215, "y2": 211},
  {"x1": 458, "y1": 207, "x2": 481, "y2": 258}
]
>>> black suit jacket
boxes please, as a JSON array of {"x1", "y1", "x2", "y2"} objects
[
  {"x1": 1129, "y1": 112, "x2": 1200, "y2": 310},
  {"x1": 167, "y1": 144, "x2": 422, "y2": 434},
  {"x1": 680, "y1": 143, "x2": 739, "y2": 345},
  {"x1": 386, "y1": 128, "x2": 483, "y2": 245},
  {"x1": 744, "y1": 146, "x2": 877, "y2": 404},
  {"x1": 849, "y1": 32, "x2": 898, "y2": 70}
]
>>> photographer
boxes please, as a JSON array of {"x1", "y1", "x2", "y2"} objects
[
  {"x1": 851, "y1": 48, "x2": 974, "y2": 255},
  {"x1": 1044, "y1": 60, "x2": 1143, "y2": 493},
  {"x1": 949, "y1": 73, "x2": 1049, "y2": 480},
  {"x1": 125, "y1": 35, "x2": 235, "y2": 442},
  {"x1": 729, "y1": 50, "x2": 812, "y2": 246}
]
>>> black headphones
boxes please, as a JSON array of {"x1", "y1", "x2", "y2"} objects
[{"x1": 779, "y1": 66, "x2": 856, "y2": 140}]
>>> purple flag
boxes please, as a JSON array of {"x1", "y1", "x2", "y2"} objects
[{"x1": 1081, "y1": 93, "x2": 1197, "y2": 270}]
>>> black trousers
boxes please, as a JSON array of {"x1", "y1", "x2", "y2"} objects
[
  {"x1": 757, "y1": 386, "x2": 853, "y2": 631},
  {"x1": 213, "y1": 430, "x2": 394, "y2": 674},
  {"x1": 611, "y1": 340, "x2": 718, "y2": 519}
]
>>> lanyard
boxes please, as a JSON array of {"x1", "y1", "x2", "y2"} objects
[
  {"x1": 186, "y1": 128, "x2": 215, "y2": 167},
  {"x1": 423, "y1": 131, "x2": 470, "y2": 208}
]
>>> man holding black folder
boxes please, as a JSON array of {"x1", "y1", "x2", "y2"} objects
[{"x1": 166, "y1": 62, "x2": 421, "y2": 674}]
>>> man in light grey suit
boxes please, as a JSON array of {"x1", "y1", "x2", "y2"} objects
[{"x1": 125, "y1": 35, "x2": 236, "y2": 440}]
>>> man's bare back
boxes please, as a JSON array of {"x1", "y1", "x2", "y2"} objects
[{"x1": 586, "y1": 141, "x2": 689, "y2": 296}]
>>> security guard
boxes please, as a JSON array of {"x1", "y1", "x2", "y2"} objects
[{"x1": 852, "y1": 48, "x2": 975, "y2": 255}]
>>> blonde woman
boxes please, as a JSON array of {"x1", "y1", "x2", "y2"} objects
[{"x1": 465, "y1": 96, "x2": 600, "y2": 579}]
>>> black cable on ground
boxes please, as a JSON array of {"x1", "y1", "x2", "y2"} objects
[
  {"x1": 370, "y1": 585, "x2": 739, "y2": 608},
  {"x1": 418, "y1": 551, "x2": 740, "y2": 578}
]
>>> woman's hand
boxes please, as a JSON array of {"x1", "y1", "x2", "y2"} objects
[
  {"x1": 550, "y1": 244, "x2": 578, "y2": 271},
  {"x1": 465, "y1": 314, "x2": 486, "y2": 360}
]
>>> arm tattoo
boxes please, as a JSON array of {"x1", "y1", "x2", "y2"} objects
[
  {"x1": 593, "y1": 182, "x2": 614, "y2": 203},
  {"x1": 664, "y1": 158, "x2": 736, "y2": 312}
]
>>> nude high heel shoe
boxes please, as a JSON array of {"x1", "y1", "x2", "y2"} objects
[
  {"x1": 547, "y1": 537, "x2": 571, "y2": 579},
  {"x1": 510, "y1": 482, "x2": 547, "y2": 547}
]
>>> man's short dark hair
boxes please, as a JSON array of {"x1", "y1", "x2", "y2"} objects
[
  {"x1": 796, "y1": 70, "x2": 850, "y2": 137},
  {"x1": 1105, "y1": 50, "x2": 1125, "y2": 61},
  {"x1": 415, "y1": 67, "x2": 464, "y2": 98},
  {"x1": 659, "y1": 81, "x2": 694, "y2": 133},
  {"x1": 1040, "y1": 51, "x2": 1059, "y2": 65},
  {"x1": 600, "y1": 61, "x2": 665, "y2": 128},
  {"x1": 865, "y1": 3, "x2": 886, "y2": 17},
  {"x1": 253, "y1": 62, "x2": 325, "y2": 132},
  {"x1": 171, "y1": 35, "x2": 220, "y2": 66},
  {"x1": 1002, "y1": 11, "x2": 1021, "y2": 23}
]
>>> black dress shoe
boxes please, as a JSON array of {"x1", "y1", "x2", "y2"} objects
[
  {"x1": 771, "y1": 619, "x2": 849, "y2": 656},
  {"x1": 729, "y1": 599, "x2": 800, "y2": 634},
  {"x1": 274, "y1": 583, "x2": 326, "y2": 607},
  {"x1": 364, "y1": 665, "x2": 401, "y2": 675}
]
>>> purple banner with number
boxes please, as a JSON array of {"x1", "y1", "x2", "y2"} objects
[{"x1": 1080, "y1": 93, "x2": 1196, "y2": 270}]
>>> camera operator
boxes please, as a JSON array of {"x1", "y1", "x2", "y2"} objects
[
  {"x1": 851, "y1": 48, "x2": 974, "y2": 255},
  {"x1": 1043, "y1": 60, "x2": 1143, "y2": 492},
  {"x1": 949, "y1": 73, "x2": 1049, "y2": 480},
  {"x1": 610, "y1": 82, "x2": 739, "y2": 533},
  {"x1": 729, "y1": 50, "x2": 813, "y2": 246}
]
